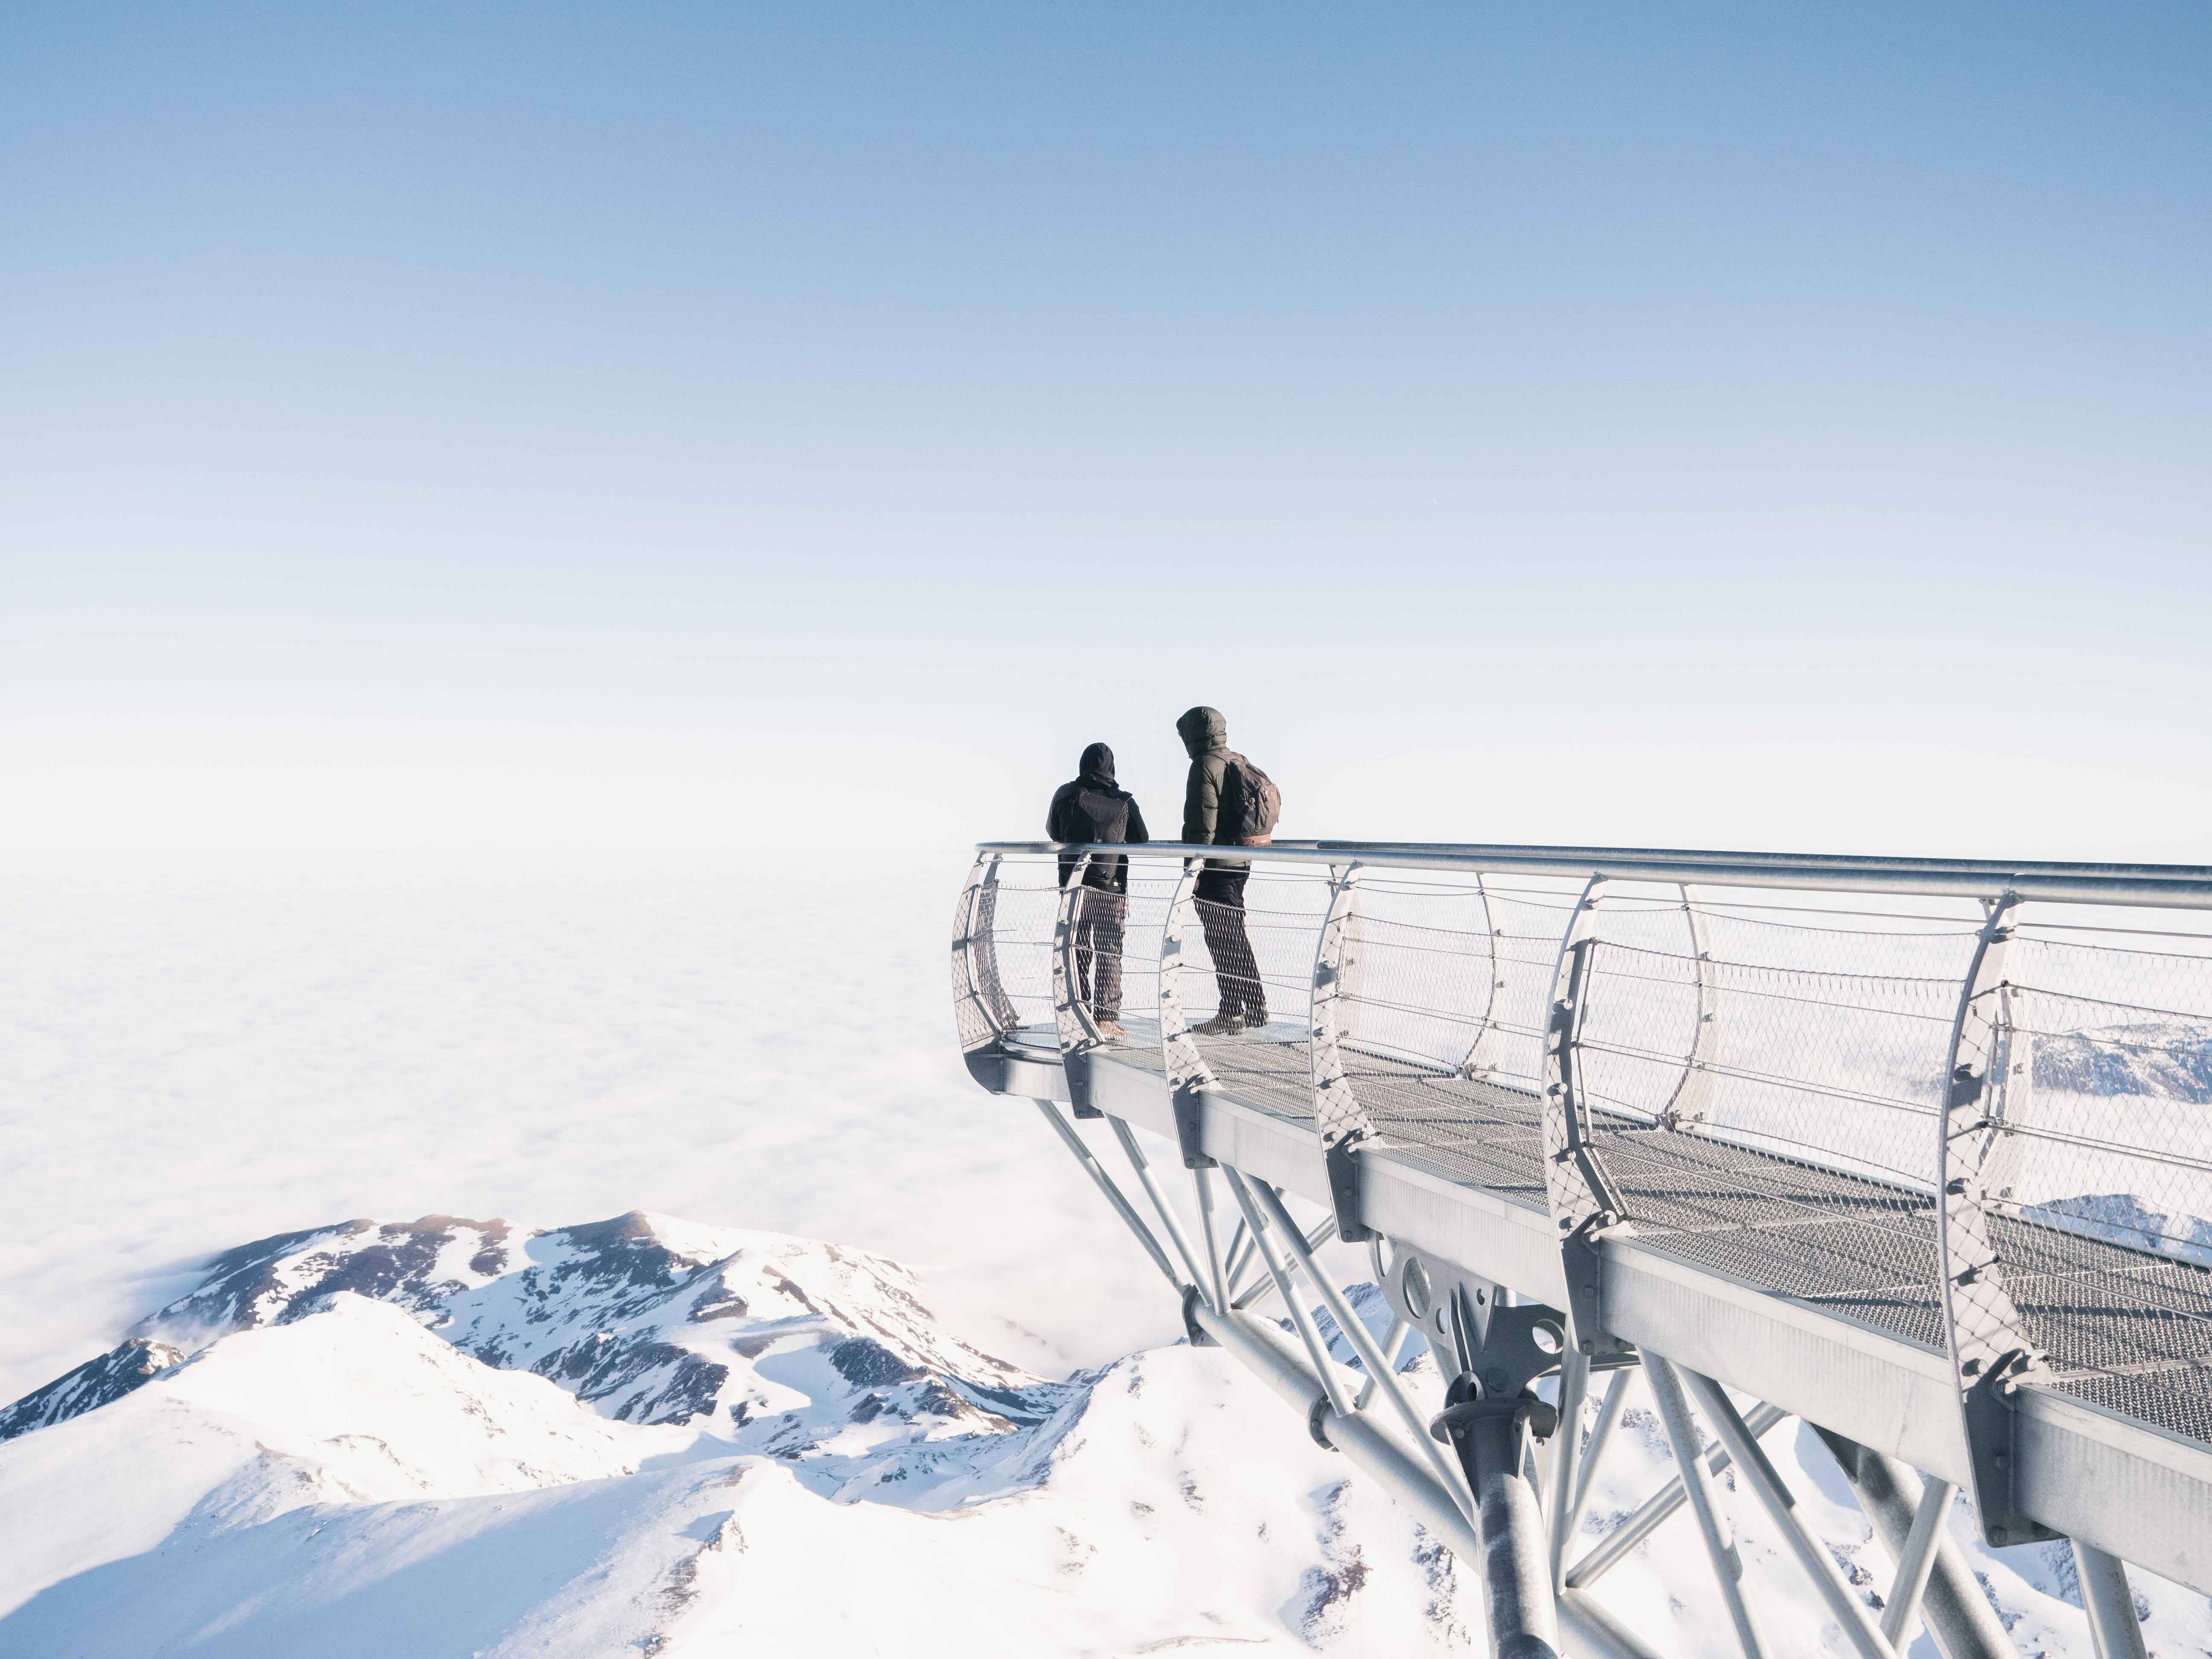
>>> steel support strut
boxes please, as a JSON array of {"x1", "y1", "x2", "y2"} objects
[
  {"x1": 1247, "y1": 1178, "x2": 1475, "y2": 1518},
  {"x1": 1105, "y1": 1117, "x2": 1214, "y2": 1307},
  {"x1": 1436, "y1": 1375, "x2": 1563, "y2": 1659},
  {"x1": 1032, "y1": 1102, "x2": 1183, "y2": 1291},
  {"x1": 2071, "y1": 1539, "x2": 2149, "y2": 1659},
  {"x1": 1677, "y1": 1367, "x2": 1897, "y2": 1659},
  {"x1": 1562, "y1": 1367, "x2": 1632, "y2": 1557},
  {"x1": 1643, "y1": 1356, "x2": 1769, "y2": 1658},
  {"x1": 1185, "y1": 1294, "x2": 1660, "y2": 1659},
  {"x1": 1545, "y1": 1340, "x2": 1593, "y2": 1595},
  {"x1": 1564, "y1": 1400, "x2": 1788, "y2": 1590},
  {"x1": 1220, "y1": 1170, "x2": 1354, "y2": 1420},
  {"x1": 1810, "y1": 1429, "x2": 2013, "y2": 1659},
  {"x1": 1878, "y1": 1473, "x2": 1956, "y2": 1650},
  {"x1": 1231, "y1": 1208, "x2": 1337, "y2": 1310}
]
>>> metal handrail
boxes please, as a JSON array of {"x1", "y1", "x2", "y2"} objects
[
  {"x1": 1319, "y1": 841, "x2": 2212, "y2": 883},
  {"x1": 976, "y1": 840, "x2": 2212, "y2": 911}
]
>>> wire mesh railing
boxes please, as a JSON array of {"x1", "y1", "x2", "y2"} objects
[{"x1": 956, "y1": 841, "x2": 2212, "y2": 1450}]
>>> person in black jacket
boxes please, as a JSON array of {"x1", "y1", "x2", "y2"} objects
[
  {"x1": 1047, "y1": 742, "x2": 1150, "y2": 1039},
  {"x1": 1176, "y1": 705, "x2": 1266, "y2": 1035}
]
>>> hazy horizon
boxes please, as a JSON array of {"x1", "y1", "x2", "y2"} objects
[{"x1": 7, "y1": 4, "x2": 2208, "y2": 859}]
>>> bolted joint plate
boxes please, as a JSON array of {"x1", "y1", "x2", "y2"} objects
[{"x1": 1180, "y1": 1283, "x2": 1218, "y2": 1348}]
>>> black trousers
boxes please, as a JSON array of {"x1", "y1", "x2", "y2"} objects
[
  {"x1": 1073, "y1": 888, "x2": 1127, "y2": 1023},
  {"x1": 1195, "y1": 867, "x2": 1265, "y2": 1022}
]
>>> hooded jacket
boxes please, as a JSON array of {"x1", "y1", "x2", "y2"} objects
[
  {"x1": 1176, "y1": 706, "x2": 1233, "y2": 850},
  {"x1": 1048, "y1": 742, "x2": 1149, "y2": 891}
]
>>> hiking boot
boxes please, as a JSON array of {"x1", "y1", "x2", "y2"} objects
[
  {"x1": 1192, "y1": 1012, "x2": 1243, "y2": 1037},
  {"x1": 1094, "y1": 1019, "x2": 1127, "y2": 1041}
]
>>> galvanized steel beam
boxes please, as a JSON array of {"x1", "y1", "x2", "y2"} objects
[{"x1": 1810, "y1": 1427, "x2": 2014, "y2": 1659}]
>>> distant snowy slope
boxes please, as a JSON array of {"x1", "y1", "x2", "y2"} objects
[
  {"x1": 0, "y1": 1212, "x2": 1474, "y2": 1655},
  {"x1": 3, "y1": 1210, "x2": 2207, "y2": 1656}
]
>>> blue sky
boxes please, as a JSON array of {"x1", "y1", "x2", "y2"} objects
[{"x1": 5, "y1": 3, "x2": 2208, "y2": 856}]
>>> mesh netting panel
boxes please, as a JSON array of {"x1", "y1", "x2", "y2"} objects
[
  {"x1": 981, "y1": 858, "x2": 1062, "y2": 1050},
  {"x1": 1465, "y1": 883, "x2": 1583, "y2": 1093},
  {"x1": 952, "y1": 873, "x2": 997, "y2": 1051},
  {"x1": 1338, "y1": 873, "x2": 1500, "y2": 1074},
  {"x1": 1574, "y1": 904, "x2": 1975, "y2": 1344},
  {"x1": 1986, "y1": 927, "x2": 2212, "y2": 1441},
  {"x1": 1329, "y1": 874, "x2": 1570, "y2": 1202},
  {"x1": 1187, "y1": 864, "x2": 1334, "y2": 1123}
]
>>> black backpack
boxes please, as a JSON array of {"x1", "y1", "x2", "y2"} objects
[{"x1": 1223, "y1": 751, "x2": 1282, "y2": 844}]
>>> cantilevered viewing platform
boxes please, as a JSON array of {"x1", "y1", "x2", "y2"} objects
[{"x1": 955, "y1": 840, "x2": 2212, "y2": 1659}]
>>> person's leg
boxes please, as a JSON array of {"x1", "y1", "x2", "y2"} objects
[
  {"x1": 1218, "y1": 870, "x2": 1263, "y2": 1024},
  {"x1": 1072, "y1": 888, "x2": 1098, "y2": 1013},
  {"x1": 1196, "y1": 868, "x2": 1263, "y2": 1025},
  {"x1": 1094, "y1": 892, "x2": 1126, "y2": 1025}
]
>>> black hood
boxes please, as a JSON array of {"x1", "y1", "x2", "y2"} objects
[
  {"x1": 1176, "y1": 706, "x2": 1227, "y2": 758},
  {"x1": 1079, "y1": 742, "x2": 1116, "y2": 788}
]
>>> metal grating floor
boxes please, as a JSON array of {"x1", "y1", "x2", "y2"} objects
[{"x1": 1042, "y1": 1025, "x2": 2212, "y2": 1451}]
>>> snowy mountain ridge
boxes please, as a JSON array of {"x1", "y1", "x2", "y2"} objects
[
  {"x1": 6, "y1": 1209, "x2": 1075, "y2": 1511},
  {"x1": 1, "y1": 1209, "x2": 2203, "y2": 1656}
]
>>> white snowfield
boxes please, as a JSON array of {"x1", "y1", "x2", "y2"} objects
[{"x1": 3, "y1": 1208, "x2": 2206, "y2": 1657}]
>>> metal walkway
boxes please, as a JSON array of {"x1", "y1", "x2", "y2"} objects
[{"x1": 955, "y1": 840, "x2": 2212, "y2": 1658}]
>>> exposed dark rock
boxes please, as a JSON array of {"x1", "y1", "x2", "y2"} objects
[
  {"x1": 828, "y1": 1336, "x2": 926, "y2": 1389},
  {"x1": 952, "y1": 1379, "x2": 1062, "y2": 1426},
  {"x1": 150, "y1": 1220, "x2": 377, "y2": 1334},
  {"x1": 530, "y1": 1334, "x2": 731, "y2": 1426},
  {"x1": 143, "y1": 1216, "x2": 512, "y2": 1339},
  {"x1": 0, "y1": 1338, "x2": 186, "y2": 1443}
]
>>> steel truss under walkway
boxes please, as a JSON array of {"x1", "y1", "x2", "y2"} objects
[{"x1": 953, "y1": 838, "x2": 2212, "y2": 1658}]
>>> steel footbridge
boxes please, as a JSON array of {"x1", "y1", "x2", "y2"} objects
[{"x1": 951, "y1": 839, "x2": 2212, "y2": 1659}]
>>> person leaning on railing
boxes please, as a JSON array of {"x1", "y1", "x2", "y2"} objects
[
  {"x1": 1047, "y1": 742, "x2": 1149, "y2": 1040},
  {"x1": 1176, "y1": 705, "x2": 1278, "y2": 1036}
]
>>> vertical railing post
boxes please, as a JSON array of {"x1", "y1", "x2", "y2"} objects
[
  {"x1": 1937, "y1": 895, "x2": 2057, "y2": 1546},
  {"x1": 1159, "y1": 855, "x2": 1217, "y2": 1168},
  {"x1": 1311, "y1": 861, "x2": 1376, "y2": 1241},
  {"x1": 1543, "y1": 876, "x2": 1630, "y2": 1357},
  {"x1": 1458, "y1": 871, "x2": 1510, "y2": 1080},
  {"x1": 1661, "y1": 883, "x2": 1719, "y2": 1129},
  {"x1": 1977, "y1": 981, "x2": 2036, "y2": 1210},
  {"x1": 1052, "y1": 850, "x2": 1103, "y2": 1117},
  {"x1": 951, "y1": 852, "x2": 1018, "y2": 1049}
]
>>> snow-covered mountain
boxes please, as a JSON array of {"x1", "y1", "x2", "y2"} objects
[
  {"x1": 2, "y1": 1210, "x2": 2206, "y2": 1656},
  {"x1": 2034, "y1": 1022, "x2": 2212, "y2": 1105}
]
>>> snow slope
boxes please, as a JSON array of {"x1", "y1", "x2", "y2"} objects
[{"x1": 6, "y1": 1208, "x2": 2211, "y2": 1657}]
